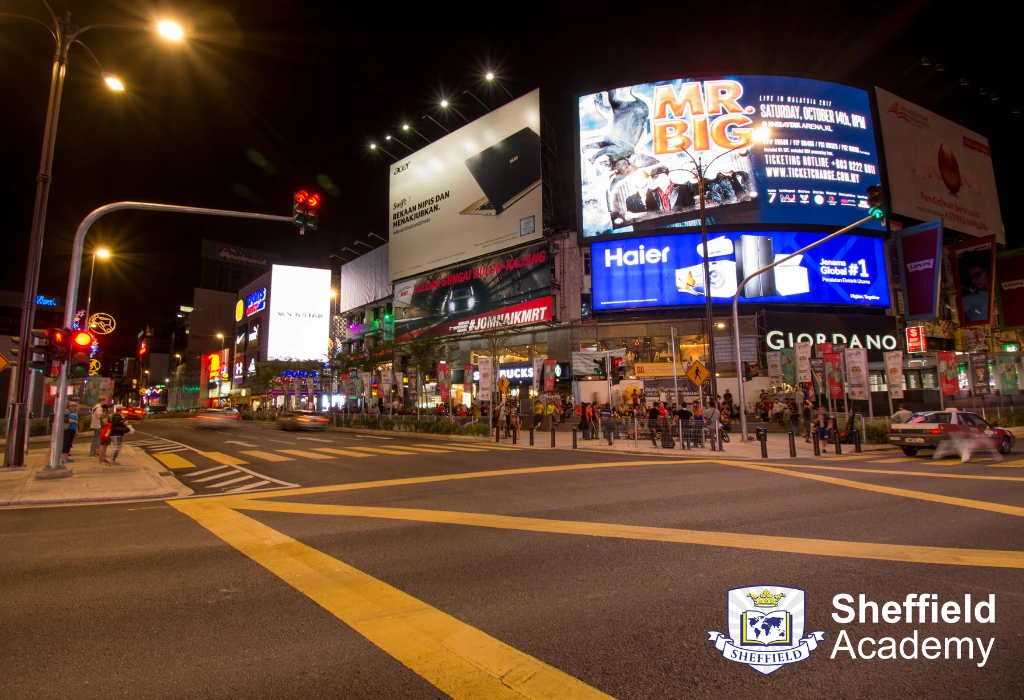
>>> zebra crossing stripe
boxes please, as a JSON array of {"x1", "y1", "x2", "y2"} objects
[
  {"x1": 199, "y1": 451, "x2": 249, "y2": 466},
  {"x1": 211, "y1": 475, "x2": 254, "y2": 487},
  {"x1": 312, "y1": 448, "x2": 372, "y2": 458},
  {"x1": 239, "y1": 450, "x2": 294, "y2": 463},
  {"x1": 227, "y1": 480, "x2": 273, "y2": 493},
  {"x1": 153, "y1": 453, "x2": 195, "y2": 470},
  {"x1": 276, "y1": 449, "x2": 335, "y2": 460},
  {"x1": 193, "y1": 470, "x2": 241, "y2": 483}
]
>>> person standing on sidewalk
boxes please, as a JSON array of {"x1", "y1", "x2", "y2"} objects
[
  {"x1": 97, "y1": 416, "x2": 112, "y2": 464},
  {"x1": 108, "y1": 411, "x2": 131, "y2": 465},
  {"x1": 802, "y1": 396, "x2": 815, "y2": 443},
  {"x1": 60, "y1": 402, "x2": 79, "y2": 465},
  {"x1": 647, "y1": 402, "x2": 661, "y2": 447},
  {"x1": 704, "y1": 400, "x2": 720, "y2": 447},
  {"x1": 89, "y1": 402, "x2": 105, "y2": 457}
]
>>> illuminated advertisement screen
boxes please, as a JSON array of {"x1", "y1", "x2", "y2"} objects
[
  {"x1": 245, "y1": 287, "x2": 266, "y2": 316},
  {"x1": 591, "y1": 231, "x2": 889, "y2": 310},
  {"x1": 267, "y1": 265, "x2": 331, "y2": 362},
  {"x1": 578, "y1": 76, "x2": 882, "y2": 239}
]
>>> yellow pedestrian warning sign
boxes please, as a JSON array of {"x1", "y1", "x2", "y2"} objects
[
  {"x1": 0, "y1": 352, "x2": 10, "y2": 374},
  {"x1": 497, "y1": 376, "x2": 510, "y2": 394},
  {"x1": 685, "y1": 360, "x2": 709, "y2": 387}
]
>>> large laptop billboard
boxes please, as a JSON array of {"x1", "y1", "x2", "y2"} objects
[
  {"x1": 591, "y1": 230, "x2": 889, "y2": 311},
  {"x1": 875, "y1": 87, "x2": 1003, "y2": 243},
  {"x1": 577, "y1": 76, "x2": 883, "y2": 240},
  {"x1": 388, "y1": 89, "x2": 542, "y2": 282},
  {"x1": 392, "y1": 243, "x2": 551, "y2": 339}
]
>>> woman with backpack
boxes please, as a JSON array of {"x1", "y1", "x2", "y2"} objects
[{"x1": 107, "y1": 411, "x2": 132, "y2": 465}]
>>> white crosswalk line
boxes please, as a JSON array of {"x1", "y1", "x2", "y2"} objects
[
  {"x1": 188, "y1": 464, "x2": 235, "y2": 477},
  {"x1": 152, "y1": 447, "x2": 191, "y2": 453},
  {"x1": 211, "y1": 475, "x2": 254, "y2": 487},
  {"x1": 193, "y1": 469, "x2": 241, "y2": 483},
  {"x1": 226, "y1": 479, "x2": 272, "y2": 493},
  {"x1": 296, "y1": 437, "x2": 332, "y2": 442}
]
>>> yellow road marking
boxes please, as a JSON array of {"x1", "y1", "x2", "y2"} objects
[
  {"x1": 239, "y1": 450, "x2": 294, "y2": 463},
  {"x1": 718, "y1": 461, "x2": 1024, "y2": 517},
  {"x1": 152, "y1": 452, "x2": 195, "y2": 470},
  {"x1": 312, "y1": 447, "x2": 372, "y2": 458},
  {"x1": 757, "y1": 461, "x2": 1024, "y2": 482},
  {"x1": 229, "y1": 499, "x2": 1024, "y2": 569},
  {"x1": 240, "y1": 459, "x2": 701, "y2": 502},
  {"x1": 198, "y1": 451, "x2": 249, "y2": 466},
  {"x1": 276, "y1": 449, "x2": 335, "y2": 460},
  {"x1": 170, "y1": 499, "x2": 612, "y2": 700},
  {"x1": 987, "y1": 463, "x2": 1024, "y2": 468},
  {"x1": 871, "y1": 457, "x2": 922, "y2": 463},
  {"x1": 343, "y1": 446, "x2": 418, "y2": 456}
]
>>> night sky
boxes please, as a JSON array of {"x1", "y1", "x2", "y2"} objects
[{"x1": 1, "y1": 0, "x2": 1019, "y2": 359}]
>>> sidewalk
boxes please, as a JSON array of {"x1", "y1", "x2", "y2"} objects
[
  {"x1": 0, "y1": 432, "x2": 191, "y2": 506},
  {"x1": 510, "y1": 426, "x2": 897, "y2": 460}
]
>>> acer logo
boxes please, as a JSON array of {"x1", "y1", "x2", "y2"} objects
[
  {"x1": 509, "y1": 155, "x2": 519, "y2": 164},
  {"x1": 393, "y1": 162, "x2": 410, "y2": 175}
]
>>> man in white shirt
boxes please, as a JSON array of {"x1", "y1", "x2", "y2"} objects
[
  {"x1": 891, "y1": 405, "x2": 914, "y2": 424},
  {"x1": 89, "y1": 402, "x2": 105, "y2": 457}
]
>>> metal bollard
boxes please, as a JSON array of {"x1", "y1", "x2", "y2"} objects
[
  {"x1": 551, "y1": 425, "x2": 556, "y2": 448},
  {"x1": 788, "y1": 431, "x2": 797, "y2": 458},
  {"x1": 496, "y1": 425, "x2": 501, "y2": 443},
  {"x1": 854, "y1": 428, "x2": 862, "y2": 453},
  {"x1": 512, "y1": 425, "x2": 517, "y2": 445},
  {"x1": 834, "y1": 427, "x2": 842, "y2": 455},
  {"x1": 572, "y1": 428, "x2": 577, "y2": 449},
  {"x1": 709, "y1": 426, "x2": 717, "y2": 451},
  {"x1": 757, "y1": 428, "x2": 768, "y2": 458},
  {"x1": 812, "y1": 431, "x2": 821, "y2": 456},
  {"x1": 529, "y1": 426, "x2": 535, "y2": 446}
]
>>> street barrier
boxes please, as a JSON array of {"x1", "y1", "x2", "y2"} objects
[
  {"x1": 813, "y1": 431, "x2": 821, "y2": 456},
  {"x1": 572, "y1": 428, "x2": 577, "y2": 449},
  {"x1": 757, "y1": 428, "x2": 768, "y2": 458},
  {"x1": 788, "y1": 431, "x2": 797, "y2": 458},
  {"x1": 834, "y1": 426, "x2": 842, "y2": 455},
  {"x1": 854, "y1": 428, "x2": 862, "y2": 453},
  {"x1": 550, "y1": 425, "x2": 556, "y2": 448},
  {"x1": 529, "y1": 426, "x2": 534, "y2": 446}
]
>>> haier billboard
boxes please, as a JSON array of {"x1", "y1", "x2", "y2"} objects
[{"x1": 591, "y1": 231, "x2": 889, "y2": 310}]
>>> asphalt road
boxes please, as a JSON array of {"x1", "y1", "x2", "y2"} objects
[{"x1": 1, "y1": 420, "x2": 1021, "y2": 699}]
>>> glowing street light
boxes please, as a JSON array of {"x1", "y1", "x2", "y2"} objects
[
  {"x1": 440, "y1": 99, "x2": 448, "y2": 107},
  {"x1": 84, "y1": 247, "x2": 111, "y2": 329},
  {"x1": 485, "y1": 72, "x2": 494, "y2": 80},
  {"x1": 157, "y1": 20, "x2": 184, "y2": 41},
  {"x1": 104, "y1": 74, "x2": 125, "y2": 91}
]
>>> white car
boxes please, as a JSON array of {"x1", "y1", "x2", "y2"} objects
[{"x1": 887, "y1": 408, "x2": 1014, "y2": 457}]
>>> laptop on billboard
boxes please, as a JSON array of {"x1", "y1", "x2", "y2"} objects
[{"x1": 460, "y1": 127, "x2": 541, "y2": 216}]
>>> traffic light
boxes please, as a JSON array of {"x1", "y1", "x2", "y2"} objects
[
  {"x1": 611, "y1": 355, "x2": 626, "y2": 384},
  {"x1": 139, "y1": 339, "x2": 147, "y2": 357},
  {"x1": 593, "y1": 357, "x2": 607, "y2": 377},
  {"x1": 10, "y1": 329, "x2": 50, "y2": 374},
  {"x1": 743, "y1": 361, "x2": 758, "y2": 382},
  {"x1": 46, "y1": 328, "x2": 70, "y2": 362},
  {"x1": 68, "y1": 330, "x2": 94, "y2": 378},
  {"x1": 305, "y1": 192, "x2": 321, "y2": 231},
  {"x1": 866, "y1": 185, "x2": 885, "y2": 220},
  {"x1": 293, "y1": 190, "x2": 309, "y2": 229}
]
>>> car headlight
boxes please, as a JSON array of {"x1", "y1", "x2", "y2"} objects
[
  {"x1": 467, "y1": 297, "x2": 475, "y2": 309},
  {"x1": 448, "y1": 302, "x2": 455, "y2": 312}
]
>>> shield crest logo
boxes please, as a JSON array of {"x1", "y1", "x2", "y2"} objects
[{"x1": 707, "y1": 585, "x2": 825, "y2": 675}]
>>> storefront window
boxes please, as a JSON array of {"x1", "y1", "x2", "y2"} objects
[
  {"x1": 906, "y1": 370, "x2": 922, "y2": 390},
  {"x1": 868, "y1": 371, "x2": 885, "y2": 393},
  {"x1": 469, "y1": 343, "x2": 547, "y2": 365},
  {"x1": 921, "y1": 369, "x2": 938, "y2": 390}
]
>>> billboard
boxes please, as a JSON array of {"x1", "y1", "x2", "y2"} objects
[
  {"x1": 388, "y1": 89, "x2": 542, "y2": 281},
  {"x1": 875, "y1": 88, "x2": 1003, "y2": 243},
  {"x1": 894, "y1": 219, "x2": 943, "y2": 321},
  {"x1": 267, "y1": 265, "x2": 331, "y2": 361},
  {"x1": 995, "y1": 249, "x2": 1024, "y2": 330},
  {"x1": 949, "y1": 235, "x2": 996, "y2": 328},
  {"x1": 393, "y1": 243, "x2": 551, "y2": 339},
  {"x1": 578, "y1": 76, "x2": 882, "y2": 239},
  {"x1": 338, "y1": 244, "x2": 391, "y2": 314},
  {"x1": 591, "y1": 230, "x2": 889, "y2": 311}
]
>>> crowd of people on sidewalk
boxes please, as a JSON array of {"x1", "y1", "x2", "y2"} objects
[{"x1": 52, "y1": 401, "x2": 135, "y2": 467}]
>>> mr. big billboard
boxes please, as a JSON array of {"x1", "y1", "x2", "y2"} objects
[
  {"x1": 393, "y1": 243, "x2": 551, "y2": 338},
  {"x1": 578, "y1": 75, "x2": 882, "y2": 239}
]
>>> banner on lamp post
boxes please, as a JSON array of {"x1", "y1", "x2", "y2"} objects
[
  {"x1": 968, "y1": 353, "x2": 990, "y2": 395},
  {"x1": 844, "y1": 348, "x2": 869, "y2": 400},
  {"x1": 808, "y1": 358, "x2": 826, "y2": 397},
  {"x1": 544, "y1": 358, "x2": 557, "y2": 393},
  {"x1": 381, "y1": 370, "x2": 392, "y2": 401},
  {"x1": 894, "y1": 219, "x2": 944, "y2": 321},
  {"x1": 407, "y1": 368, "x2": 418, "y2": 403},
  {"x1": 884, "y1": 351, "x2": 904, "y2": 399},
  {"x1": 766, "y1": 351, "x2": 783, "y2": 386},
  {"x1": 996, "y1": 355, "x2": 1019, "y2": 396},
  {"x1": 823, "y1": 352, "x2": 844, "y2": 399},
  {"x1": 780, "y1": 348, "x2": 796, "y2": 386},
  {"x1": 464, "y1": 364, "x2": 474, "y2": 394},
  {"x1": 360, "y1": 372, "x2": 372, "y2": 404},
  {"x1": 477, "y1": 358, "x2": 493, "y2": 400},
  {"x1": 936, "y1": 351, "x2": 960, "y2": 397},
  {"x1": 437, "y1": 362, "x2": 451, "y2": 403},
  {"x1": 795, "y1": 342, "x2": 812, "y2": 383},
  {"x1": 532, "y1": 357, "x2": 545, "y2": 393},
  {"x1": 393, "y1": 371, "x2": 404, "y2": 402}
]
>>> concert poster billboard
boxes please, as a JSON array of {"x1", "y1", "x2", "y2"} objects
[
  {"x1": 392, "y1": 243, "x2": 551, "y2": 339},
  {"x1": 949, "y1": 235, "x2": 996, "y2": 328},
  {"x1": 389, "y1": 90, "x2": 542, "y2": 281},
  {"x1": 578, "y1": 75, "x2": 883, "y2": 241}
]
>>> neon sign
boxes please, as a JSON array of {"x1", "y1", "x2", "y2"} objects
[{"x1": 245, "y1": 287, "x2": 266, "y2": 316}]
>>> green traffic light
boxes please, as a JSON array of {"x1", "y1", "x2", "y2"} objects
[{"x1": 869, "y1": 207, "x2": 885, "y2": 220}]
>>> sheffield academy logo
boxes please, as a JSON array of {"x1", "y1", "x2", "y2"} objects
[
  {"x1": 886, "y1": 101, "x2": 910, "y2": 123},
  {"x1": 707, "y1": 586, "x2": 825, "y2": 675}
]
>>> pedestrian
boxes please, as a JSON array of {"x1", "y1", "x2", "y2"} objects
[
  {"x1": 704, "y1": 400, "x2": 720, "y2": 446},
  {"x1": 60, "y1": 402, "x2": 79, "y2": 465},
  {"x1": 97, "y1": 416, "x2": 112, "y2": 464},
  {"x1": 89, "y1": 401, "x2": 105, "y2": 457},
  {"x1": 675, "y1": 402, "x2": 693, "y2": 447},
  {"x1": 108, "y1": 411, "x2": 132, "y2": 465},
  {"x1": 647, "y1": 402, "x2": 662, "y2": 446},
  {"x1": 582, "y1": 403, "x2": 592, "y2": 440},
  {"x1": 692, "y1": 400, "x2": 705, "y2": 447},
  {"x1": 891, "y1": 404, "x2": 913, "y2": 424},
  {"x1": 802, "y1": 396, "x2": 815, "y2": 443}
]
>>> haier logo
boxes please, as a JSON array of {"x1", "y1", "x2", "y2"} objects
[{"x1": 604, "y1": 245, "x2": 671, "y2": 267}]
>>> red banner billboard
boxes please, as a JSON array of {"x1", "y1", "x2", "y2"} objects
[
  {"x1": 823, "y1": 352, "x2": 844, "y2": 398},
  {"x1": 416, "y1": 296, "x2": 553, "y2": 338},
  {"x1": 937, "y1": 351, "x2": 960, "y2": 397},
  {"x1": 949, "y1": 235, "x2": 996, "y2": 328},
  {"x1": 894, "y1": 220, "x2": 943, "y2": 321}
]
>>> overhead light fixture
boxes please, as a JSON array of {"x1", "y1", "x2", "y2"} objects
[
  {"x1": 103, "y1": 74, "x2": 125, "y2": 91},
  {"x1": 485, "y1": 72, "x2": 494, "y2": 80},
  {"x1": 385, "y1": 135, "x2": 392, "y2": 140},
  {"x1": 440, "y1": 99, "x2": 448, "y2": 107},
  {"x1": 960, "y1": 78, "x2": 970, "y2": 86},
  {"x1": 369, "y1": 143, "x2": 376, "y2": 149},
  {"x1": 920, "y1": 58, "x2": 931, "y2": 67},
  {"x1": 402, "y1": 124, "x2": 409, "y2": 130},
  {"x1": 157, "y1": 20, "x2": 185, "y2": 41}
]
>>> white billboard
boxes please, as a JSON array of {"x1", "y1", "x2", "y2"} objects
[
  {"x1": 338, "y1": 244, "x2": 391, "y2": 314},
  {"x1": 875, "y1": 87, "x2": 1003, "y2": 243},
  {"x1": 267, "y1": 265, "x2": 331, "y2": 361},
  {"x1": 388, "y1": 89, "x2": 542, "y2": 282}
]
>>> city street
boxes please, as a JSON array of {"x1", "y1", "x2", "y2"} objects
[{"x1": 1, "y1": 421, "x2": 1021, "y2": 699}]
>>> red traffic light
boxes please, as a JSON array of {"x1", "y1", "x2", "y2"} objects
[
  {"x1": 72, "y1": 331, "x2": 93, "y2": 347},
  {"x1": 139, "y1": 340, "x2": 147, "y2": 356},
  {"x1": 294, "y1": 190, "x2": 308, "y2": 205},
  {"x1": 46, "y1": 328, "x2": 65, "y2": 344},
  {"x1": 307, "y1": 193, "x2": 321, "y2": 211}
]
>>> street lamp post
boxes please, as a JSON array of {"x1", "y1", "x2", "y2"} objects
[
  {"x1": 2, "y1": 5, "x2": 184, "y2": 468},
  {"x1": 673, "y1": 125, "x2": 769, "y2": 408},
  {"x1": 84, "y1": 248, "x2": 110, "y2": 327}
]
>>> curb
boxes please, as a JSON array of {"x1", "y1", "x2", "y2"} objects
[
  {"x1": 326, "y1": 426, "x2": 495, "y2": 444},
  {"x1": 124, "y1": 445, "x2": 194, "y2": 499}
]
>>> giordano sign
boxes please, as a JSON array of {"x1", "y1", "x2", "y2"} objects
[
  {"x1": 766, "y1": 330, "x2": 898, "y2": 351},
  {"x1": 762, "y1": 311, "x2": 899, "y2": 360}
]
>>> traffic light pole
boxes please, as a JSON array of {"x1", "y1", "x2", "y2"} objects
[
  {"x1": 32, "y1": 202, "x2": 292, "y2": 475},
  {"x1": 732, "y1": 214, "x2": 874, "y2": 443}
]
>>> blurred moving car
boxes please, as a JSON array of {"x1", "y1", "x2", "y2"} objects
[
  {"x1": 190, "y1": 407, "x2": 242, "y2": 428},
  {"x1": 122, "y1": 407, "x2": 148, "y2": 421},
  {"x1": 887, "y1": 408, "x2": 1015, "y2": 456},
  {"x1": 277, "y1": 410, "x2": 329, "y2": 431}
]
